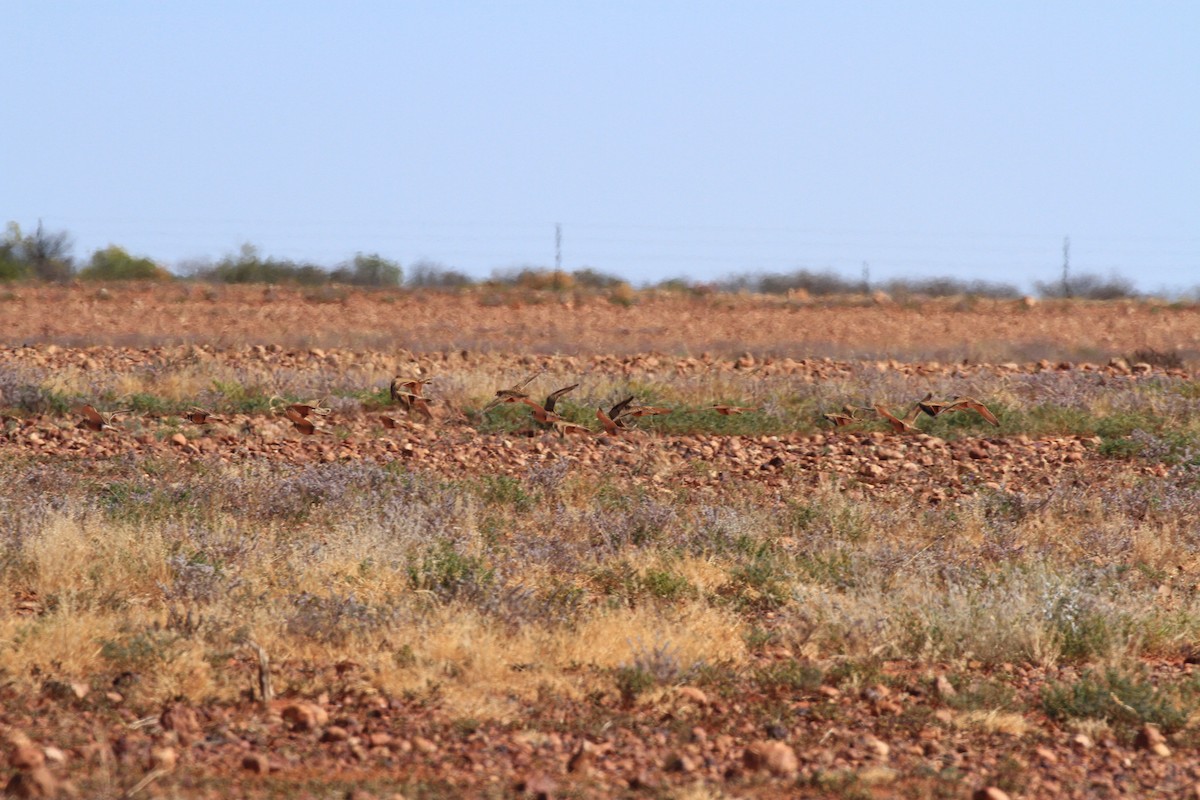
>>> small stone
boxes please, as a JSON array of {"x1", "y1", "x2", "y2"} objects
[
  {"x1": 242, "y1": 753, "x2": 271, "y2": 773},
  {"x1": 1071, "y1": 733, "x2": 1094, "y2": 749},
  {"x1": 170, "y1": 433, "x2": 188, "y2": 447},
  {"x1": 7, "y1": 732, "x2": 44, "y2": 771},
  {"x1": 281, "y1": 702, "x2": 329, "y2": 732},
  {"x1": 160, "y1": 701, "x2": 201, "y2": 745},
  {"x1": 934, "y1": 675, "x2": 957, "y2": 699},
  {"x1": 1034, "y1": 746, "x2": 1058, "y2": 765},
  {"x1": 150, "y1": 745, "x2": 177, "y2": 772},
  {"x1": 41, "y1": 747, "x2": 66, "y2": 765},
  {"x1": 321, "y1": 726, "x2": 350, "y2": 743},
  {"x1": 367, "y1": 733, "x2": 393, "y2": 748},
  {"x1": 567, "y1": 741, "x2": 597, "y2": 774},
  {"x1": 858, "y1": 766, "x2": 898, "y2": 785},
  {"x1": 675, "y1": 686, "x2": 708, "y2": 705},
  {"x1": 743, "y1": 740, "x2": 799, "y2": 776},
  {"x1": 665, "y1": 751, "x2": 698, "y2": 773},
  {"x1": 411, "y1": 736, "x2": 437, "y2": 755},
  {"x1": 1134, "y1": 724, "x2": 1171, "y2": 756},
  {"x1": 515, "y1": 772, "x2": 557, "y2": 799},
  {"x1": 4, "y1": 767, "x2": 58, "y2": 799},
  {"x1": 859, "y1": 463, "x2": 885, "y2": 478},
  {"x1": 859, "y1": 735, "x2": 890, "y2": 760},
  {"x1": 973, "y1": 789, "x2": 1011, "y2": 800}
]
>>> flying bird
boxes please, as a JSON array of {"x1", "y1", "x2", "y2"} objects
[
  {"x1": 874, "y1": 402, "x2": 922, "y2": 433},
  {"x1": 481, "y1": 370, "x2": 544, "y2": 414},
  {"x1": 822, "y1": 411, "x2": 858, "y2": 428},
  {"x1": 390, "y1": 376, "x2": 434, "y2": 419},
  {"x1": 943, "y1": 396, "x2": 1000, "y2": 426},
  {"x1": 551, "y1": 419, "x2": 591, "y2": 437},
  {"x1": 541, "y1": 383, "x2": 579, "y2": 414},
  {"x1": 516, "y1": 397, "x2": 568, "y2": 426},
  {"x1": 270, "y1": 395, "x2": 331, "y2": 418},
  {"x1": 621, "y1": 404, "x2": 672, "y2": 419},
  {"x1": 76, "y1": 404, "x2": 129, "y2": 432},
  {"x1": 183, "y1": 408, "x2": 222, "y2": 425},
  {"x1": 285, "y1": 407, "x2": 329, "y2": 435},
  {"x1": 596, "y1": 407, "x2": 622, "y2": 435},
  {"x1": 708, "y1": 405, "x2": 757, "y2": 415}
]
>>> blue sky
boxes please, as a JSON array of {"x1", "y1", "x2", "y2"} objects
[{"x1": 5, "y1": 2, "x2": 1198, "y2": 292}]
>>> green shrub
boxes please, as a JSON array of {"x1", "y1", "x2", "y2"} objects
[
  {"x1": 1042, "y1": 667, "x2": 1197, "y2": 734},
  {"x1": 80, "y1": 245, "x2": 171, "y2": 281},
  {"x1": 331, "y1": 252, "x2": 402, "y2": 287}
]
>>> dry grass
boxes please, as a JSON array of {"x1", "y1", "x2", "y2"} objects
[{"x1": 0, "y1": 445, "x2": 1196, "y2": 727}]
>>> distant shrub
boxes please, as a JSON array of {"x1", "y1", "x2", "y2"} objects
[
  {"x1": 571, "y1": 267, "x2": 625, "y2": 289},
  {"x1": 79, "y1": 245, "x2": 172, "y2": 281},
  {"x1": 715, "y1": 269, "x2": 862, "y2": 296},
  {"x1": 407, "y1": 259, "x2": 474, "y2": 289},
  {"x1": 1036, "y1": 272, "x2": 1139, "y2": 300},
  {"x1": 1126, "y1": 348, "x2": 1184, "y2": 370},
  {"x1": 608, "y1": 281, "x2": 637, "y2": 306},
  {"x1": 330, "y1": 252, "x2": 402, "y2": 287},
  {"x1": 882, "y1": 276, "x2": 1020, "y2": 299},
  {"x1": 0, "y1": 242, "x2": 27, "y2": 281},
  {"x1": 194, "y1": 243, "x2": 329, "y2": 285},
  {"x1": 491, "y1": 267, "x2": 576, "y2": 291},
  {"x1": 651, "y1": 277, "x2": 696, "y2": 293},
  {"x1": 1, "y1": 221, "x2": 74, "y2": 281}
]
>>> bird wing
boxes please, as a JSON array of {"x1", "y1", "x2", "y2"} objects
[{"x1": 543, "y1": 383, "x2": 579, "y2": 412}]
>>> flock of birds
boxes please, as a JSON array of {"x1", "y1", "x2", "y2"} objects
[
  {"x1": 70, "y1": 371, "x2": 1000, "y2": 440},
  {"x1": 823, "y1": 393, "x2": 1000, "y2": 433}
]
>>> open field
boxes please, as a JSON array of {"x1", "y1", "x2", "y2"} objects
[{"x1": 4, "y1": 285, "x2": 1200, "y2": 798}]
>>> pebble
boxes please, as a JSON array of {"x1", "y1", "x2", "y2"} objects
[{"x1": 743, "y1": 740, "x2": 799, "y2": 776}]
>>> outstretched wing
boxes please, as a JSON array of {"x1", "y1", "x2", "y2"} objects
[{"x1": 543, "y1": 383, "x2": 579, "y2": 413}]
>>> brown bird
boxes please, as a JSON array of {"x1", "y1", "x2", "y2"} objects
[
  {"x1": 943, "y1": 396, "x2": 1000, "y2": 426},
  {"x1": 392, "y1": 389, "x2": 433, "y2": 419},
  {"x1": 552, "y1": 419, "x2": 591, "y2": 436},
  {"x1": 822, "y1": 411, "x2": 858, "y2": 428},
  {"x1": 874, "y1": 402, "x2": 922, "y2": 433},
  {"x1": 271, "y1": 396, "x2": 331, "y2": 418},
  {"x1": 621, "y1": 404, "x2": 672, "y2": 419},
  {"x1": 390, "y1": 376, "x2": 433, "y2": 399},
  {"x1": 285, "y1": 407, "x2": 329, "y2": 435},
  {"x1": 183, "y1": 408, "x2": 222, "y2": 425},
  {"x1": 76, "y1": 404, "x2": 128, "y2": 432},
  {"x1": 390, "y1": 376, "x2": 435, "y2": 419},
  {"x1": 596, "y1": 407, "x2": 621, "y2": 435},
  {"x1": 915, "y1": 392, "x2": 950, "y2": 418},
  {"x1": 481, "y1": 370, "x2": 544, "y2": 414},
  {"x1": 708, "y1": 405, "x2": 757, "y2": 415},
  {"x1": 542, "y1": 383, "x2": 579, "y2": 413},
  {"x1": 825, "y1": 403, "x2": 871, "y2": 427},
  {"x1": 605, "y1": 395, "x2": 636, "y2": 427},
  {"x1": 517, "y1": 397, "x2": 567, "y2": 426}
]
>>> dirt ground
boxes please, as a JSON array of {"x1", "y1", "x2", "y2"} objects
[
  {"x1": 4, "y1": 283, "x2": 1199, "y2": 360},
  {"x1": 2, "y1": 285, "x2": 1199, "y2": 799}
]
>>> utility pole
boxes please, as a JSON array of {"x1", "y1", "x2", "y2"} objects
[
  {"x1": 1062, "y1": 236, "x2": 1071, "y2": 298},
  {"x1": 555, "y1": 223, "x2": 562, "y2": 272}
]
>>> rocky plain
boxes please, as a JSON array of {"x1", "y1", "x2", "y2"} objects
[{"x1": 3, "y1": 283, "x2": 1200, "y2": 798}]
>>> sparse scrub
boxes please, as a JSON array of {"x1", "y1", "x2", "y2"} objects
[{"x1": 1042, "y1": 667, "x2": 1199, "y2": 735}]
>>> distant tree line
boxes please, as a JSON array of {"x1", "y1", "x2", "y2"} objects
[{"x1": 0, "y1": 219, "x2": 1153, "y2": 300}]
